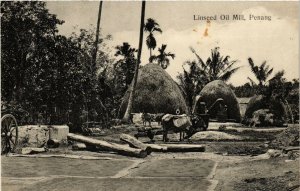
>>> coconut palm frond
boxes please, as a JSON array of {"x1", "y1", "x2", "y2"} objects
[
  {"x1": 270, "y1": 70, "x2": 285, "y2": 81},
  {"x1": 219, "y1": 67, "x2": 241, "y2": 82},
  {"x1": 265, "y1": 68, "x2": 274, "y2": 79},
  {"x1": 190, "y1": 47, "x2": 206, "y2": 69},
  {"x1": 248, "y1": 58, "x2": 259, "y2": 74},
  {"x1": 149, "y1": 55, "x2": 158, "y2": 63},
  {"x1": 248, "y1": 57, "x2": 275, "y2": 86},
  {"x1": 153, "y1": 27, "x2": 162, "y2": 33},
  {"x1": 260, "y1": 61, "x2": 267, "y2": 70},
  {"x1": 222, "y1": 60, "x2": 238, "y2": 72},
  {"x1": 166, "y1": 52, "x2": 175, "y2": 59},
  {"x1": 247, "y1": 77, "x2": 257, "y2": 87},
  {"x1": 223, "y1": 56, "x2": 230, "y2": 64}
]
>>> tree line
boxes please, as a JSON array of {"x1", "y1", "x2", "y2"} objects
[
  {"x1": 1, "y1": 1, "x2": 298, "y2": 131},
  {"x1": 1, "y1": 1, "x2": 175, "y2": 130}
]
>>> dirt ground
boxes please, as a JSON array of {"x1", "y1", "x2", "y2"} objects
[{"x1": 2, "y1": 123, "x2": 300, "y2": 191}]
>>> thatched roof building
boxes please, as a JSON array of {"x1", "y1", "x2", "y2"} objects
[
  {"x1": 119, "y1": 64, "x2": 188, "y2": 116},
  {"x1": 244, "y1": 94, "x2": 290, "y2": 125},
  {"x1": 244, "y1": 95, "x2": 265, "y2": 119},
  {"x1": 197, "y1": 80, "x2": 241, "y2": 122}
]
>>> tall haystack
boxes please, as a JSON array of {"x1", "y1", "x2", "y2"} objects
[
  {"x1": 119, "y1": 64, "x2": 188, "y2": 116},
  {"x1": 197, "y1": 80, "x2": 241, "y2": 122}
]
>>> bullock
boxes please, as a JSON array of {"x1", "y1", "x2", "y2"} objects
[
  {"x1": 161, "y1": 114, "x2": 207, "y2": 142},
  {"x1": 141, "y1": 112, "x2": 154, "y2": 127}
]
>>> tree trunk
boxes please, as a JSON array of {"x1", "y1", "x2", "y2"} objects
[
  {"x1": 67, "y1": 133, "x2": 148, "y2": 158},
  {"x1": 122, "y1": 1, "x2": 146, "y2": 122},
  {"x1": 120, "y1": 134, "x2": 151, "y2": 154},
  {"x1": 92, "y1": 1, "x2": 103, "y2": 69},
  {"x1": 283, "y1": 99, "x2": 294, "y2": 123},
  {"x1": 147, "y1": 143, "x2": 205, "y2": 152}
]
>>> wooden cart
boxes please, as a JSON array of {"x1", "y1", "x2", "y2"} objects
[{"x1": 1, "y1": 114, "x2": 18, "y2": 154}]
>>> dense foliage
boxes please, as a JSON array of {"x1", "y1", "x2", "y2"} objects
[
  {"x1": 1, "y1": 2, "x2": 118, "y2": 131},
  {"x1": 233, "y1": 83, "x2": 256, "y2": 97}
]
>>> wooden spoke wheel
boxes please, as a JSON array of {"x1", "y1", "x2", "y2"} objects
[{"x1": 1, "y1": 114, "x2": 18, "y2": 155}]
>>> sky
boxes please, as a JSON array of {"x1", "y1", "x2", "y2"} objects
[{"x1": 47, "y1": 1, "x2": 299, "y2": 86}]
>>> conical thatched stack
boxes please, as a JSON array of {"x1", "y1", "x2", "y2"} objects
[
  {"x1": 119, "y1": 64, "x2": 188, "y2": 116},
  {"x1": 197, "y1": 80, "x2": 241, "y2": 122}
]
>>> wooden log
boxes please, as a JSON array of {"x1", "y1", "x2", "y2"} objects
[
  {"x1": 67, "y1": 133, "x2": 147, "y2": 158},
  {"x1": 72, "y1": 143, "x2": 87, "y2": 150},
  {"x1": 20, "y1": 147, "x2": 47, "y2": 155},
  {"x1": 120, "y1": 134, "x2": 152, "y2": 154},
  {"x1": 72, "y1": 142, "x2": 97, "y2": 151},
  {"x1": 147, "y1": 143, "x2": 205, "y2": 152},
  {"x1": 147, "y1": 144, "x2": 168, "y2": 152}
]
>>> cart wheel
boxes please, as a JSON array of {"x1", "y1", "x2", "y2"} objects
[{"x1": 1, "y1": 114, "x2": 18, "y2": 155}]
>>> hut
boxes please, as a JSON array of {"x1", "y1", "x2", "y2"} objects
[
  {"x1": 119, "y1": 63, "x2": 188, "y2": 116},
  {"x1": 197, "y1": 80, "x2": 241, "y2": 122},
  {"x1": 244, "y1": 94, "x2": 290, "y2": 126},
  {"x1": 244, "y1": 95, "x2": 266, "y2": 119}
]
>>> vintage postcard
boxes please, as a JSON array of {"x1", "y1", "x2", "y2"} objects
[{"x1": 1, "y1": 1, "x2": 299, "y2": 191}]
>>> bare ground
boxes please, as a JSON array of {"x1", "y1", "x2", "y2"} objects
[{"x1": 2, "y1": 124, "x2": 300, "y2": 191}]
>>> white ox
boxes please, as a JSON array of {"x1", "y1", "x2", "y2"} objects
[{"x1": 161, "y1": 114, "x2": 205, "y2": 142}]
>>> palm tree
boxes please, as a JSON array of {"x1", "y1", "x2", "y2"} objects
[
  {"x1": 122, "y1": 1, "x2": 146, "y2": 122},
  {"x1": 115, "y1": 42, "x2": 137, "y2": 60},
  {"x1": 177, "y1": 62, "x2": 203, "y2": 110},
  {"x1": 144, "y1": 18, "x2": 162, "y2": 60},
  {"x1": 149, "y1": 44, "x2": 175, "y2": 69},
  {"x1": 247, "y1": 57, "x2": 273, "y2": 87},
  {"x1": 114, "y1": 42, "x2": 137, "y2": 88},
  {"x1": 189, "y1": 47, "x2": 240, "y2": 82},
  {"x1": 177, "y1": 47, "x2": 239, "y2": 111}
]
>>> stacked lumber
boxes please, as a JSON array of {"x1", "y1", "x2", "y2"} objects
[{"x1": 68, "y1": 133, "x2": 147, "y2": 158}]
